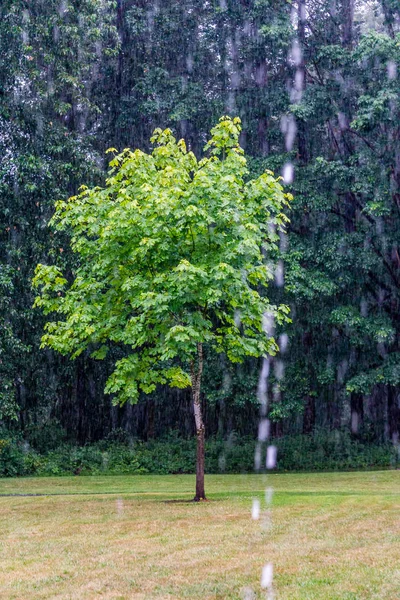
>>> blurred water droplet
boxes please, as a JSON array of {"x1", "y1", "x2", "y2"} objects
[
  {"x1": 258, "y1": 357, "x2": 270, "y2": 410},
  {"x1": 351, "y1": 411, "x2": 359, "y2": 434},
  {"x1": 59, "y1": 0, "x2": 68, "y2": 17},
  {"x1": 252, "y1": 498, "x2": 260, "y2": 520},
  {"x1": 258, "y1": 418, "x2": 270, "y2": 441},
  {"x1": 337, "y1": 360, "x2": 348, "y2": 383},
  {"x1": 273, "y1": 383, "x2": 281, "y2": 403},
  {"x1": 234, "y1": 310, "x2": 241, "y2": 328},
  {"x1": 282, "y1": 162, "x2": 294, "y2": 184},
  {"x1": 241, "y1": 587, "x2": 256, "y2": 600},
  {"x1": 375, "y1": 217, "x2": 384, "y2": 235},
  {"x1": 360, "y1": 298, "x2": 368, "y2": 317},
  {"x1": 53, "y1": 25, "x2": 60, "y2": 43},
  {"x1": 294, "y1": 69, "x2": 304, "y2": 92},
  {"x1": 254, "y1": 443, "x2": 262, "y2": 470},
  {"x1": 219, "y1": 452, "x2": 226, "y2": 472},
  {"x1": 274, "y1": 360, "x2": 284, "y2": 381},
  {"x1": 290, "y1": 39, "x2": 302, "y2": 66},
  {"x1": 338, "y1": 112, "x2": 348, "y2": 130},
  {"x1": 265, "y1": 487, "x2": 273, "y2": 504},
  {"x1": 387, "y1": 61, "x2": 397, "y2": 80},
  {"x1": 186, "y1": 54, "x2": 194, "y2": 73},
  {"x1": 116, "y1": 498, "x2": 124, "y2": 516},
  {"x1": 266, "y1": 445, "x2": 277, "y2": 469},
  {"x1": 261, "y1": 562, "x2": 273, "y2": 589},
  {"x1": 279, "y1": 231, "x2": 288, "y2": 253},
  {"x1": 261, "y1": 509, "x2": 272, "y2": 532},
  {"x1": 279, "y1": 333, "x2": 289, "y2": 353},
  {"x1": 262, "y1": 313, "x2": 275, "y2": 336},
  {"x1": 275, "y1": 260, "x2": 284, "y2": 287}
]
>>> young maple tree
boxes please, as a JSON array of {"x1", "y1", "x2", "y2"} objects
[{"x1": 33, "y1": 116, "x2": 291, "y2": 500}]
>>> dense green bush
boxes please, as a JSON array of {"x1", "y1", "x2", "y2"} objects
[{"x1": 0, "y1": 427, "x2": 397, "y2": 478}]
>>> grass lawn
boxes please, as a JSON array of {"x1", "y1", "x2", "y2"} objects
[{"x1": 1, "y1": 471, "x2": 400, "y2": 599}]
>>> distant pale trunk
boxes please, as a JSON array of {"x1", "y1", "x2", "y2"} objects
[{"x1": 191, "y1": 343, "x2": 206, "y2": 501}]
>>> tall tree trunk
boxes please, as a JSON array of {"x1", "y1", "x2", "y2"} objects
[
  {"x1": 303, "y1": 394, "x2": 316, "y2": 434},
  {"x1": 341, "y1": 0, "x2": 355, "y2": 49},
  {"x1": 350, "y1": 391, "x2": 364, "y2": 437},
  {"x1": 388, "y1": 385, "x2": 400, "y2": 443},
  {"x1": 297, "y1": 0, "x2": 308, "y2": 162},
  {"x1": 191, "y1": 343, "x2": 206, "y2": 501}
]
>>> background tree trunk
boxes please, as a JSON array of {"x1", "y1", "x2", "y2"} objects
[
  {"x1": 303, "y1": 395, "x2": 316, "y2": 434},
  {"x1": 191, "y1": 343, "x2": 206, "y2": 501}
]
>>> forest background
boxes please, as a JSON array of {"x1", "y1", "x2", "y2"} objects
[{"x1": 1, "y1": 0, "x2": 400, "y2": 475}]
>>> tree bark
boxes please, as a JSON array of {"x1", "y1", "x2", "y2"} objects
[
  {"x1": 388, "y1": 385, "x2": 400, "y2": 443},
  {"x1": 350, "y1": 391, "x2": 364, "y2": 437},
  {"x1": 297, "y1": 0, "x2": 308, "y2": 162},
  {"x1": 191, "y1": 343, "x2": 206, "y2": 501},
  {"x1": 303, "y1": 394, "x2": 316, "y2": 434}
]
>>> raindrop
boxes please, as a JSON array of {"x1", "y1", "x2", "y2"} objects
[
  {"x1": 279, "y1": 231, "x2": 288, "y2": 253},
  {"x1": 261, "y1": 562, "x2": 273, "y2": 589},
  {"x1": 58, "y1": 0, "x2": 68, "y2": 17},
  {"x1": 53, "y1": 25, "x2": 60, "y2": 43},
  {"x1": 265, "y1": 487, "x2": 274, "y2": 505},
  {"x1": 387, "y1": 61, "x2": 397, "y2": 80},
  {"x1": 338, "y1": 112, "x2": 348, "y2": 130},
  {"x1": 279, "y1": 333, "x2": 289, "y2": 353},
  {"x1": 95, "y1": 41, "x2": 102, "y2": 58},
  {"x1": 275, "y1": 260, "x2": 284, "y2": 287},
  {"x1": 186, "y1": 54, "x2": 194, "y2": 73},
  {"x1": 266, "y1": 445, "x2": 277, "y2": 469},
  {"x1": 262, "y1": 313, "x2": 275, "y2": 337},
  {"x1": 294, "y1": 69, "x2": 304, "y2": 91},
  {"x1": 254, "y1": 442, "x2": 262, "y2": 470},
  {"x1": 227, "y1": 91, "x2": 236, "y2": 112},
  {"x1": 290, "y1": 39, "x2": 302, "y2": 66},
  {"x1": 337, "y1": 360, "x2": 348, "y2": 384},
  {"x1": 252, "y1": 498, "x2": 260, "y2": 520},
  {"x1": 22, "y1": 9, "x2": 29, "y2": 44},
  {"x1": 375, "y1": 217, "x2": 384, "y2": 235},
  {"x1": 274, "y1": 360, "x2": 284, "y2": 381},
  {"x1": 280, "y1": 115, "x2": 297, "y2": 152},
  {"x1": 351, "y1": 411, "x2": 359, "y2": 434},
  {"x1": 234, "y1": 310, "x2": 242, "y2": 328},
  {"x1": 273, "y1": 383, "x2": 281, "y2": 403},
  {"x1": 218, "y1": 453, "x2": 226, "y2": 471},
  {"x1": 282, "y1": 162, "x2": 294, "y2": 184},
  {"x1": 231, "y1": 71, "x2": 241, "y2": 90},
  {"x1": 360, "y1": 298, "x2": 368, "y2": 317},
  {"x1": 258, "y1": 418, "x2": 270, "y2": 442},
  {"x1": 116, "y1": 498, "x2": 124, "y2": 516},
  {"x1": 241, "y1": 587, "x2": 256, "y2": 600}
]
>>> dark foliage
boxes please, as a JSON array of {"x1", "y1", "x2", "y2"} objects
[{"x1": 1, "y1": 1, "x2": 400, "y2": 463}]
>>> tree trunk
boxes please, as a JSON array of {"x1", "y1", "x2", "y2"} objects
[
  {"x1": 388, "y1": 385, "x2": 400, "y2": 443},
  {"x1": 303, "y1": 394, "x2": 316, "y2": 434},
  {"x1": 191, "y1": 343, "x2": 206, "y2": 501},
  {"x1": 350, "y1": 391, "x2": 364, "y2": 437}
]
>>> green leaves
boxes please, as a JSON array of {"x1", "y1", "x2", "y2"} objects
[{"x1": 33, "y1": 117, "x2": 291, "y2": 405}]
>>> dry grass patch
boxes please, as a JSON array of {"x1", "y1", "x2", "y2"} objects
[{"x1": 1, "y1": 472, "x2": 399, "y2": 599}]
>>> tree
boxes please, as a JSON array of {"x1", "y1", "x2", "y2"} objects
[
  {"x1": 0, "y1": 0, "x2": 119, "y2": 434},
  {"x1": 33, "y1": 117, "x2": 290, "y2": 498}
]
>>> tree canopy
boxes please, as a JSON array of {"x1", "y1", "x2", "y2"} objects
[{"x1": 33, "y1": 117, "x2": 290, "y2": 406}]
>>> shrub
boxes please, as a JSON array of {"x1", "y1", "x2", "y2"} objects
[{"x1": 0, "y1": 427, "x2": 397, "y2": 477}]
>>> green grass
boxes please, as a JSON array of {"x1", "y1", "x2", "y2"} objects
[{"x1": 1, "y1": 471, "x2": 400, "y2": 599}]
